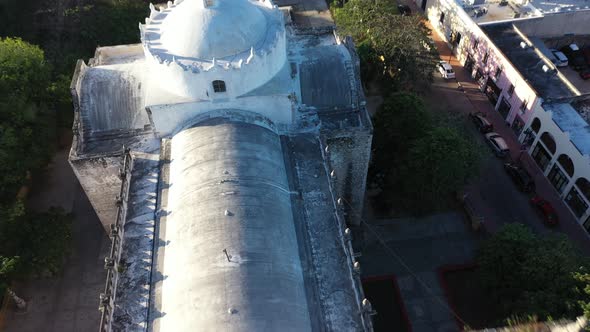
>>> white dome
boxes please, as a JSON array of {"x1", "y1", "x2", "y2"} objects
[{"x1": 159, "y1": 0, "x2": 268, "y2": 59}]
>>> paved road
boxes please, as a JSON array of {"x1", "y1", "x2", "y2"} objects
[
  {"x1": 426, "y1": 22, "x2": 590, "y2": 253},
  {"x1": 426, "y1": 63, "x2": 549, "y2": 235}
]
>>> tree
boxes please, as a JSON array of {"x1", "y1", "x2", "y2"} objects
[
  {"x1": 477, "y1": 224, "x2": 590, "y2": 322},
  {"x1": 370, "y1": 92, "x2": 431, "y2": 186},
  {"x1": 369, "y1": 93, "x2": 482, "y2": 213},
  {"x1": 0, "y1": 38, "x2": 53, "y2": 201},
  {"x1": 398, "y1": 126, "x2": 482, "y2": 210},
  {"x1": 372, "y1": 92, "x2": 432, "y2": 160},
  {"x1": 0, "y1": 37, "x2": 51, "y2": 102},
  {"x1": 332, "y1": 0, "x2": 439, "y2": 90},
  {"x1": 0, "y1": 204, "x2": 72, "y2": 277}
]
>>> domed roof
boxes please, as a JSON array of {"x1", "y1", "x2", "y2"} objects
[{"x1": 158, "y1": 0, "x2": 268, "y2": 59}]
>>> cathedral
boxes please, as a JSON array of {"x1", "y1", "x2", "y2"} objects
[{"x1": 69, "y1": 0, "x2": 373, "y2": 330}]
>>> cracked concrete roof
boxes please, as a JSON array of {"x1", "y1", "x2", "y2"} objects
[{"x1": 151, "y1": 119, "x2": 312, "y2": 331}]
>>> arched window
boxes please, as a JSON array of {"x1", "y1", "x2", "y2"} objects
[
  {"x1": 540, "y1": 132, "x2": 556, "y2": 155},
  {"x1": 212, "y1": 80, "x2": 226, "y2": 93},
  {"x1": 576, "y1": 178, "x2": 590, "y2": 203},
  {"x1": 530, "y1": 118, "x2": 541, "y2": 133},
  {"x1": 557, "y1": 154, "x2": 575, "y2": 177}
]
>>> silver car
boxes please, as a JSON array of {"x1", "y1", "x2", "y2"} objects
[{"x1": 485, "y1": 132, "x2": 509, "y2": 157}]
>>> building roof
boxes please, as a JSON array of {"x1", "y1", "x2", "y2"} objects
[
  {"x1": 156, "y1": 0, "x2": 268, "y2": 59},
  {"x1": 528, "y1": 0, "x2": 590, "y2": 14},
  {"x1": 143, "y1": 0, "x2": 282, "y2": 62},
  {"x1": 152, "y1": 119, "x2": 312, "y2": 331},
  {"x1": 482, "y1": 23, "x2": 575, "y2": 99},
  {"x1": 70, "y1": 3, "x2": 373, "y2": 331},
  {"x1": 545, "y1": 98, "x2": 590, "y2": 156}
]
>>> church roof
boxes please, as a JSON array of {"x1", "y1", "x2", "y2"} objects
[
  {"x1": 147, "y1": 0, "x2": 271, "y2": 60},
  {"x1": 152, "y1": 119, "x2": 313, "y2": 331}
]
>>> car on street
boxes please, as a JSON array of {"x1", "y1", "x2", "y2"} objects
[
  {"x1": 503, "y1": 162, "x2": 535, "y2": 192},
  {"x1": 397, "y1": 4, "x2": 412, "y2": 15},
  {"x1": 580, "y1": 68, "x2": 590, "y2": 80},
  {"x1": 530, "y1": 195, "x2": 559, "y2": 226},
  {"x1": 484, "y1": 132, "x2": 509, "y2": 157},
  {"x1": 438, "y1": 61, "x2": 455, "y2": 79},
  {"x1": 469, "y1": 112, "x2": 493, "y2": 133}
]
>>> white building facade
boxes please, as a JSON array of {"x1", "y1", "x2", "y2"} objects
[{"x1": 415, "y1": 0, "x2": 590, "y2": 229}]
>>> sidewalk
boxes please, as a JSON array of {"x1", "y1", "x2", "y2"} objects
[
  {"x1": 427, "y1": 21, "x2": 590, "y2": 253},
  {"x1": 3, "y1": 146, "x2": 109, "y2": 332}
]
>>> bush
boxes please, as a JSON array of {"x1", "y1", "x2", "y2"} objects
[{"x1": 0, "y1": 203, "x2": 72, "y2": 276}]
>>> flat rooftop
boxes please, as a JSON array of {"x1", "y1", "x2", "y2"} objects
[
  {"x1": 461, "y1": 0, "x2": 590, "y2": 23},
  {"x1": 464, "y1": 0, "x2": 541, "y2": 24},
  {"x1": 482, "y1": 23, "x2": 575, "y2": 99},
  {"x1": 540, "y1": 35, "x2": 590, "y2": 94},
  {"x1": 528, "y1": 0, "x2": 590, "y2": 14},
  {"x1": 544, "y1": 97, "x2": 590, "y2": 156}
]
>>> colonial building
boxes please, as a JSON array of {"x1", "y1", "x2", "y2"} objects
[
  {"x1": 68, "y1": 0, "x2": 373, "y2": 330},
  {"x1": 415, "y1": 0, "x2": 590, "y2": 230}
]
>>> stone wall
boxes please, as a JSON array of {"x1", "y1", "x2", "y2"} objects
[
  {"x1": 514, "y1": 11, "x2": 590, "y2": 39},
  {"x1": 69, "y1": 154, "x2": 124, "y2": 232},
  {"x1": 322, "y1": 128, "x2": 372, "y2": 226}
]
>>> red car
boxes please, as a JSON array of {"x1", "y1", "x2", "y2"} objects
[
  {"x1": 530, "y1": 196, "x2": 559, "y2": 226},
  {"x1": 580, "y1": 68, "x2": 590, "y2": 80}
]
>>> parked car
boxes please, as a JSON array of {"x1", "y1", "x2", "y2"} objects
[
  {"x1": 550, "y1": 49, "x2": 568, "y2": 67},
  {"x1": 560, "y1": 44, "x2": 586, "y2": 70},
  {"x1": 397, "y1": 4, "x2": 412, "y2": 15},
  {"x1": 580, "y1": 68, "x2": 590, "y2": 80},
  {"x1": 438, "y1": 61, "x2": 455, "y2": 79},
  {"x1": 469, "y1": 112, "x2": 494, "y2": 133},
  {"x1": 484, "y1": 132, "x2": 509, "y2": 157},
  {"x1": 530, "y1": 195, "x2": 559, "y2": 226},
  {"x1": 503, "y1": 162, "x2": 535, "y2": 192}
]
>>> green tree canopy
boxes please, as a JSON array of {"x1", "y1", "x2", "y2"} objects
[
  {"x1": 370, "y1": 92, "x2": 482, "y2": 212},
  {"x1": 0, "y1": 203, "x2": 72, "y2": 276},
  {"x1": 0, "y1": 38, "x2": 53, "y2": 200},
  {"x1": 398, "y1": 125, "x2": 482, "y2": 211},
  {"x1": 0, "y1": 37, "x2": 51, "y2": 102},
  {"x1": 372, "y1": 92, "x2": 432, "y2": 159},
  {"x1": 477, "y1": 224, "x2": 590, "y2": 322},
  {"x1": 332, "y1": 0, "x2": 439, "y2": 89}
]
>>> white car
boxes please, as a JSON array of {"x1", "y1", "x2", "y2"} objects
[
  {"x1": 550, "y1": 49, "x2": 568, "y2": 67},
  {"x1": 485, "y1": 132, "x2": 509, "y2": 157},
  {"x1": 438, "y1": 61, "x2": 455, "y2": 79}
]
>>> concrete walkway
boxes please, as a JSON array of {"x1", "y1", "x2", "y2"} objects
[
  {"x1": 360, "y1": 213, "x2": 478, "y2": 332},
  {"x1": 3, "y1": 148, "x2": 109, "y2": 332}
]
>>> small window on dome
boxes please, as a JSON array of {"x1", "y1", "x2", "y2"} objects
[{"x1": 212, "y1": 80, "x2": 226, "y2": 93}]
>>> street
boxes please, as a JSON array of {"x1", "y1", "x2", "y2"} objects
[{"x1": 426, "y1": 23, "x2": 590, "y2": 253}]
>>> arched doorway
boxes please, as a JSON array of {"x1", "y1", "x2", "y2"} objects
[
  {"x1": 540, "y1": 132, "x2": 556, "y2": 154},
  {"x1": 557, "y1": 154, "x2": 575, "y2": 177},
  {"x1": 531, "y1": 132, "x2": 555, "y2": 172},
  {"x1": 567, "y1": 178, "x2": 590, "y2": 220},
  {"x1": 547, "y1": 154, "x2": 572, "y2": 194},
  {"x1": 530, "y1": 118, "x2": 541, "y2": 134}
]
